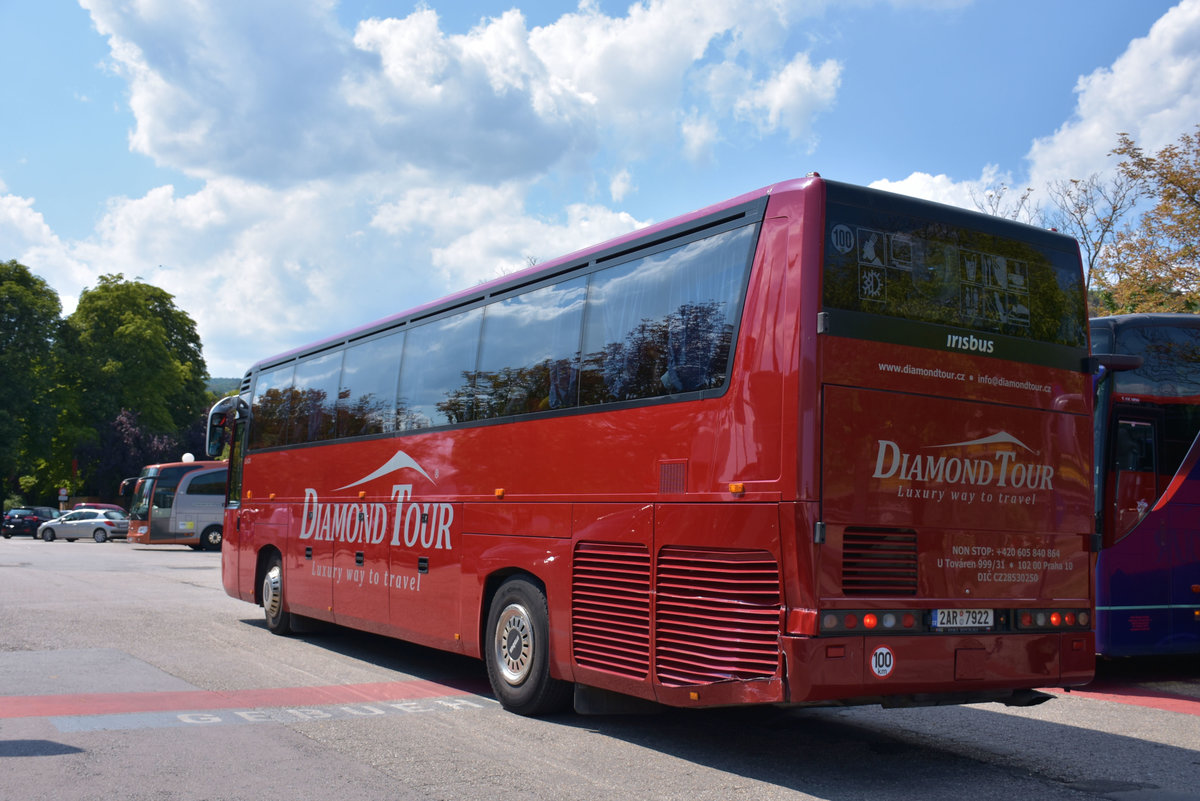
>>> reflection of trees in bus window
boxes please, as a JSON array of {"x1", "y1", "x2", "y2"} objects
[
  {"x1": 822, "y1": 206, "x2": 1086, "y2": 348},
  {"x1": 288, "y1": 351, "x2": 342, "y2": 444},
  {"x1": 579, "y1": 226, "x2": 752, "y2": 405},
  {"x1": 249, "y1": 365, "x2": 296, "y2": 449},
  {"x1": 1114, "y1": 325, "x2": 1200, "y2": 399},
  {"x1": 474, "y1": 278, "x2": 588, "y2": 419},
  {"x1": 247, "y1": 224, "x2": 753, "y2": 445},
  {"x1": 337, "y1": 332, "x2": 404, "y2": 438},
  {"x1": 402, "y1": 308, "x2": 483, "y2": 429}
]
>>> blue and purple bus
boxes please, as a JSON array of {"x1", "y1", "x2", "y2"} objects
[{"x1": 1091, "y1": 312, "x2": 1200, "y2": 656}]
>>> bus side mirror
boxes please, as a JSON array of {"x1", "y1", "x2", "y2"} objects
[
  {"x1": 1084, "y1": 353, "x2": 1142, "y2": 374},
  {"x1": 206, "y1": 396, "x2": 247, "y2": 459}
]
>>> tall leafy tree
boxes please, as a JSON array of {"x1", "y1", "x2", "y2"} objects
[
  {"x1": 0, "y1": 261, "x2": 61, "y2": 497},
  {"x1": 57, "y1": 274, "x2": 210, "y2": 495},
  {"x1": 1095, "y1": 125, "x2": 1200, "y2": 313}
]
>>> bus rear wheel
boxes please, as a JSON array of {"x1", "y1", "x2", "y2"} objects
[
  {"x1": 93, "y1": 529, "x2": 107, "y2": 543},
  {"x1": 199, "y1": 525, "x2": 222, "y2": 551},
  {"x1": 262, "y1": 556, "x2": 294, "y2": 635},
  {"x1": 484, "y1": 578, "x2": 571, "y2": 716}
]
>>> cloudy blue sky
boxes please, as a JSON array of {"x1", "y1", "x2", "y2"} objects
[{"x1": 1, "y1": 0, "x2": 1196, "y2": 377}]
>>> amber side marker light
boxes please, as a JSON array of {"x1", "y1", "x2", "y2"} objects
[{"x1": 728, "y1": 482, "x2": 745, "y2": 495}]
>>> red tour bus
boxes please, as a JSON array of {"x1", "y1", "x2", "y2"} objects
[
  {"x1": 208, "y1": 175, "x2": 1102, "y2": 715},
  {"x1": 127, "y1": 459, "x2": 228, "y2": 550}
]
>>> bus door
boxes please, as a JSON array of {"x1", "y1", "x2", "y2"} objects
[
  {"x1": 1103, "y1": 414, "x2": 1170, "y2": 651},
  {"x1": 149, "y1": 470, "x2": 185, "y2": 541}
]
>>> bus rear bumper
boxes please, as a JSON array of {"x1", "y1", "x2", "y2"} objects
[{"x1": 779, "y1": 631, "x2": 1095, "y2": 707}]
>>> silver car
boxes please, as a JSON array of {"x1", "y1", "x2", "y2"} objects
[{"x1": 37, "y1": 509, "x2": 130, "y2": 542}]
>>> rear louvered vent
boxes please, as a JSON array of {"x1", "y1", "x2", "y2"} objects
[
  {"x1": 842, "y1": 529, "x2": 918, "y2": 596},
  {"x1": 572, "y1": 542, "x2": 651, "y2": 679},
  {"x1": 654, "y1": 547, "x2": 781, "y2": 688},
  {"x1": 659, "y1": 461, "x2": 686, "y2": 494}
]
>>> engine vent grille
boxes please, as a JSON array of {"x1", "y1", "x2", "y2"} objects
[
  {"x1": 654, "y1": 547, "x2": 781, "y2": 687},
  {"x1": 842, "y1": 529, "x2": 918, "y2": 596},
  {"x1": 571, "y1": 542, "x2": 651, "y2": 679},
  {"x1": 659, "y1": 461, "x2": 687, "y2": 494}
]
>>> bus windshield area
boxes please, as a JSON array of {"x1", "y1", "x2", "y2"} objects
[{"x1": 129, "y1": 466, "x2": 187, "y2": 520}]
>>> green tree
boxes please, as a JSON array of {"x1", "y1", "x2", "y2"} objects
[
  {"x1": 0, "y1": 261, "x2": 61, "y2": 499},
  {"x1": 56, "y1": 274, "x2": 209, "y2": 495},
  {"x1": 1094, "y1": 125, "x2": 1200, "y2": 313}
]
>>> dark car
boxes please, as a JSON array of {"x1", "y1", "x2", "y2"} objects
[{"x1": 2, "y1": 507, "x2": 62, "y2": 539}]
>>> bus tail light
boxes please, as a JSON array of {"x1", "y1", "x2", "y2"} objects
[
  {"x1": 1015, "y1": 609, "x2": 1091, "y2": 632},
  {"x1": 820, "y1": 609, "x2": 924, "y2": 634},
  {"x1": 817, "y1": 608, "x2": 1091, "y2": 635}
]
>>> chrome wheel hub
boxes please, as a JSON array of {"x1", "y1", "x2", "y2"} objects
[{"x1": 494, "y1": 603, "x2": 533, "y2": 686}]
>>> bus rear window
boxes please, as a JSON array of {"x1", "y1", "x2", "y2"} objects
[{"x1": 822, "y1": 184, "x2": 1087, "y2": 354}]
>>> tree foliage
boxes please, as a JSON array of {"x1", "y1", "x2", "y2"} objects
[
  {"x1": 52, "y1": 275, "x2": 210, "y2": 497},
  {"x1": 61, "y1": 274, "x2": 207, "y2": 433},
  {"x1": 1094, "y1": 125, "x2": 1200, "y2": 314},
  {"x1": 0, "y1": 261, "x2": 61, "y2": 490},
  {"x1": 0, "y1": 270, "x2": 213, "y2": 503}
]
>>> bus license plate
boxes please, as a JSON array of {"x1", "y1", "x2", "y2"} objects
[{"x1": 932, "y1": 608, "x2": 993, "y2": 629}]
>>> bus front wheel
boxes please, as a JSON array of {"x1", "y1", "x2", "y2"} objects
[
  {"x1": 262, "y1": 556, "x2": 294, "y2": 636},
  {"x1": 484, "y1": 578, "x2": 571, "y2": 716}
]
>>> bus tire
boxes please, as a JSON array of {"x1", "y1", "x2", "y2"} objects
[
  {"x1": 484, "y1": 577, "x2": 571, "y2": 716},
  {"x1": 262, "y1": 556, "x2": 294, "y2": 636},
  {"x1": 42, "y1": 529, "x2": 55, "y2": 542},
  {"x1": 199, "y1": 525, "x2": 222, "y2": 551},
  {"x1": 93, "y1": 529, "x2": 108, "y2": 543}
]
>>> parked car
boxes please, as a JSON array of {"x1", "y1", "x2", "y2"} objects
[
  {"x1": 2, "y1": 507, "x2": 61, "y2": 539},
  {"x1": 37, "y1": 509, "x2": 129, "y2": 542}
]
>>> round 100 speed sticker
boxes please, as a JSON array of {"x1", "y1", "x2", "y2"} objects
[{"x1": 870, "y1": 646, "x2": 895, "y2": 679}]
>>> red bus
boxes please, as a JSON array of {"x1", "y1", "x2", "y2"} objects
[
  {"x1": 127, "y1": 459, "x2": 227, "y2": 550},
  {"x1": 208, "y1": 176, "x2": 1100, "y2": 715},
  {"x1": 1090, "y1": 313, "x2": 1200, "y2": 655}
]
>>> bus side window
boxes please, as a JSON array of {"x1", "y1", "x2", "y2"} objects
[
  {"x1": 337, "y1": 331, "x2": 404, "y2": 438},
  {"x1": 1114, "y1": 419, "x2": 1155, "y2": 472},
  {"x1": 399, "y1": 308, "x2": 484, "y2": 429},
  {"x1": 1113, "y1": 418, "x2": 1157, "y2": 537},
  {"x1": 250, "y1": 365, "x2": 296, "y2": 450}
]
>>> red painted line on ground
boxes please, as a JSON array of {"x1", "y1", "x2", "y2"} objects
[
  {"x1": 0, "y1": 679, "x2": 473, "y2": 720},
  {"x1": 1051, "y1": 686, "x2": 1200, "y2": 716}
]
